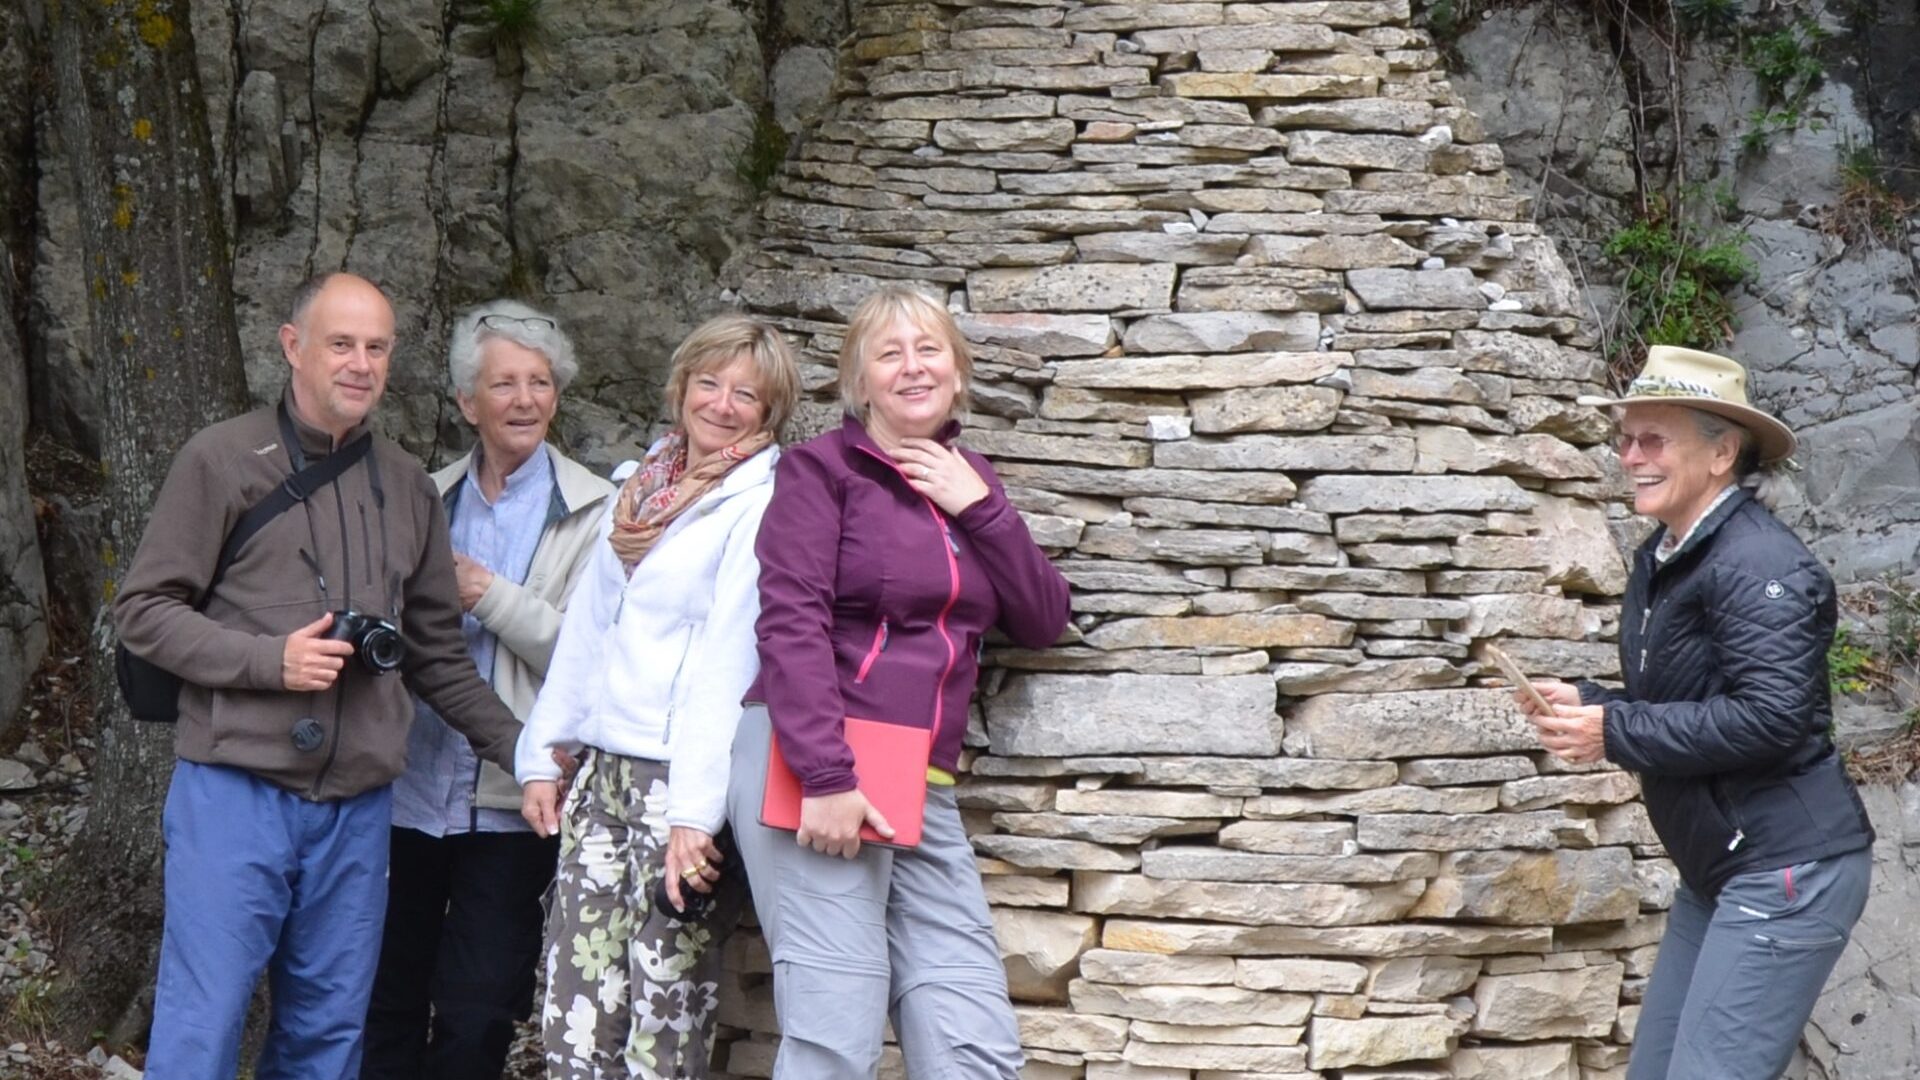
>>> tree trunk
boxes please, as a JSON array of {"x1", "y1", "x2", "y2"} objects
[
  {"x1": 0, "y1": 0, "x2": 47, "y2": 736},
  {"x1": 40, "y1": 0, "x2": 251, "y2": 1046}
]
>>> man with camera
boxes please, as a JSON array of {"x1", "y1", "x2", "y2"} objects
[{"x1": 113, "y1": 272, "x2": 523, "y2": 1079}]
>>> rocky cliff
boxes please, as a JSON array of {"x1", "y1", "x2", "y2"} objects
[
  {"x1": 2, "y1": 0, "x2": 1917, "y2": 1075},
  {"x1": 1446, "y1": 0, "x2": 1920, "y2": 582}
]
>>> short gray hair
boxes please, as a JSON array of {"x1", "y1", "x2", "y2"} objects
[
  {"x1": 447, "y1": 299, "x2": 578, "y2": 397},
  {"x1": 1688, "y1": 408, "x2": 1760, "y2": 479},
  {"x1": 1689, "y1": 406, "x2": 1794, "y2": 509}
]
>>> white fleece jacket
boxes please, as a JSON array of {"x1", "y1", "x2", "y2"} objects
[{"x1": 515, "y1": 444, "x2": 777, "y2": 834}]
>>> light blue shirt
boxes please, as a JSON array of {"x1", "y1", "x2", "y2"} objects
[{"x1": 391, "y1": 444, "x2": 554, "y2": 836}]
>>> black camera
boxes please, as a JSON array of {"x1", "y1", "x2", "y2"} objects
[{"x1": 323, "y1": 609, "x2": 405, "y2": 675}]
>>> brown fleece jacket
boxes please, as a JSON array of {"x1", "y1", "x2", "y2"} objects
[{"x1": 114, "y1": 392, "x2": 521, "y2": 801}]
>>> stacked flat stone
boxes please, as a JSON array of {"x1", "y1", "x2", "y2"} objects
[{"x1": 720, "y1": 1, "x2": 1655, "y2": 1077}]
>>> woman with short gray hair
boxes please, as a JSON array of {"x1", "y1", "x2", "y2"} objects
[
  {"x1": 1517, "y1": 346, "x2": 1873, "y2": 1080},
  {"x1": 446, "y1": 299, "x2": 581, "y2": 399},
  {"x1": 363, "y1": 299, "x2": 614, "y2": 1080}
]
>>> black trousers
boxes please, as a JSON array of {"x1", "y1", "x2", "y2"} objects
[{"x1": 360, "y1": 825, "x2": 558, "y2": 1080}]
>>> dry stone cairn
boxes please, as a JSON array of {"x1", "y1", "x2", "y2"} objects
[{"x1": 721, "y1": 0, "x2": 1656, "y2": 1076}]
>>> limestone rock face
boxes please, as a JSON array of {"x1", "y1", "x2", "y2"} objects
[
  {"x1": 0, "y1": 303, "x2": 45, "y2": 730},
  {"x1": 668, "y1": 0, "x2": 1649, "y2": 1073},
  {"x1": 1471, "y1": 963, "x2": 1625, "y2": 1039},
  {"x1": 1308, "y1": 1013, "x2": 1468, "y2": 1069},
  {"x1": 15, "y1": 0, "x2": 1916, "y2": 1072},
  {"x1": 1410, "y1": 848, "x2": 1641, "y2": 925},
  {"x1": 995, "y1": 908, "x2": 1099, "y2": 1003},
  {"x1": 986, "y1": 673, "x2": 1283, "y2": 756},
  {"x1": 1283, "y1": 690, "x2": 1540, "y2": 759},
  {"x1": 34, "y1": 0, "x2": 802, "y2": 468}
]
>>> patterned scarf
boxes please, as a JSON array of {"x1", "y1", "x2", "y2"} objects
[{"x1": 608, "y1": 428, "x2": 773, "y2": 575}]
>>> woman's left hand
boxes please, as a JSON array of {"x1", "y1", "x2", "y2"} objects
[
  {"x1": 891, "y1": 438, "x2": 989, "y2": 517},
  {"x1": 452, "y1": 552, "x2": 494, "y2": 612},
  {"x1": 1532, "y1": 704, "x2": 1608, "y2": 765},
  {"x1": 663, "y1": 826, "x2": 723, "y2": 912}
]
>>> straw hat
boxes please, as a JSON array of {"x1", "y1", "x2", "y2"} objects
[{"x1": 1578, "y1": 346, "x2": 1795, "y2": 464}]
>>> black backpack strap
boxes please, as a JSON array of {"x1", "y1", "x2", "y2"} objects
[{"x1": 196, "y1": 413, "x2": 373, "y2": 608}]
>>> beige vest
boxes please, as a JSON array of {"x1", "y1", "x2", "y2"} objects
[{"x1": 431, "y1": 446, "x2": 614, "y2": 811}]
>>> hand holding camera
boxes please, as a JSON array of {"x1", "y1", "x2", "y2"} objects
[
  {"x1": 323, "y1": 609, "x2": 405, "y2": 674},
  {"x1": 282, "y1": 610, "x2": 406, "y2": 691}
]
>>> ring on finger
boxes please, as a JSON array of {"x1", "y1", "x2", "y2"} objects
[{"x1": 680, "y1": 865, "x2": 703, "y2": 880}]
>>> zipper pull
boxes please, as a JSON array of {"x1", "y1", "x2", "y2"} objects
[
  {"x1": 879, "y1": 619, "x2": 890, "y2": 651},
  {"x1": 1640, "y1": 607, "x2": 1651, "y2": 633},
  {"x1": 1639, "y1": 648, "x2": 1647, "y2": 672},
  {"x1": 942, "y1": 524, "x2": 959, "y2": 554},
  {"x1": 300, "y1": 548, "x2": 328, "y2": 596},
  {"x1": 1728, "y1": 829, "x2": 1745, "y2": 852}
]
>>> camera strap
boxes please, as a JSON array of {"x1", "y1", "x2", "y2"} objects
[
  {"x1": 117, "y1": 406, "x2": 377, "y2": 725},
  {"x1": 196, "y1": 406, "x2": 374, "y2": 607}
]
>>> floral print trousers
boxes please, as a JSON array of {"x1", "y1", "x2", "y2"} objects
[{"x1": 540, "y1": 750, "x2": 745, "y2": 1078}]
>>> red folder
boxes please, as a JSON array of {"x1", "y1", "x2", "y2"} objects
[{"x1": 760, "y1": 716, "x2": 931, "y2": 849}]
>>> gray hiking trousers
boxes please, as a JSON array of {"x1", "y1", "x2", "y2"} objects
[
  {"x1": 727, "y1": 705, "x2": 1023, "y2": 1080},
  {"x1": 1629, "y1": 846, "x2": 1872, "y2": 1080}
]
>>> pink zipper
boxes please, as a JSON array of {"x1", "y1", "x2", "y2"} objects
[
  {"x1": 857, "y1": 444, "x2": 964, "y2": 743},
  {"x1": 855, "y1": 618, "x2": 889, "y2": 684},
  {"x1": 926, "y1": 506, "x2": 962, "y2": 744}
]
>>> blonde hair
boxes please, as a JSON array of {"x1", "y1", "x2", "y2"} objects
[
  {"x1": 838, "y1": 287, "x2": 973, "y2": 420},
  {"x1": 664, "y1": 314, "x2": 801, "y2": 442}
]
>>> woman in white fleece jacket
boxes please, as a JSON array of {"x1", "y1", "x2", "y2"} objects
[{"x1": 514, "y1": 314, "x2": 798, "y2": 1079}]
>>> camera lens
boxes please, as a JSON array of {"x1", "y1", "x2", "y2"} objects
[{"x1": 361, "y1": 624, "x2": 406, "y2": 674}]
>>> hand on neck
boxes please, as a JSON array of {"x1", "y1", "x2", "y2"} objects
[{"x1": 865, "y1": 411, "x2": 939, "y2": 455}]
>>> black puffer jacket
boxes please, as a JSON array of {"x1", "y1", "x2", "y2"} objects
[{"x1": 1579, "y1": 488, "x2": 1874, "y2": 898}]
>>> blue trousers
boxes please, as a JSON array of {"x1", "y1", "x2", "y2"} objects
[
  {"x1": 1629, "y1": 847, "x2": 1872, "y2": 1080},
  {"x1": 145, "y1": 760, "x2": 392, "y2": 1080}
]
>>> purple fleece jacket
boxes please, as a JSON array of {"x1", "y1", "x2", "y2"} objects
[{"x1": 746, "y1": 414, "x2": 1071, "y2": 797}]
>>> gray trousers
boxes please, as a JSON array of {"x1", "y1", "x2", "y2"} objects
[
  {"x1": 727, "y1": 705, "x2": 1023, "y2": 1080},
  {"x1": 1629, "y1": 846, "x2": 1872, "y2": 1080}
]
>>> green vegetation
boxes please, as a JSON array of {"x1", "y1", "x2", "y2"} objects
[
  {"x1": 1409, "y1": 0, "x2": 1473, "y2": 68},
  {"x1": 735, "y1": 108, "x2": 791, "y2": 196},
  {"x1": 1833, "y1": 140, "x2": 1915, "y2": 248},
  {"x1": 3, "y1": 976, "x2": 54, "y2": 1036},
  {"x1": 481, "y1": 0, "x2": 543, "y2": 49},
  {"x1": 1837, "y1": 576, "x2": 1920, "y2": 783},
  {"x1": 1424, "y1": 0, "x2": 1462, "y2": 40},
  {"x1": 1738, "y1": 18, "x2": 1829, "y2": 152},
  {"x1": 1602, "y1": 200, "x2": 1753, "y2": 364},
  {"x1": 1673, "y1": 0, "x2": 1739, "y2": 36},
  {"x1": 1830, "y1": 626, "x2": 1874, "y2": 697},
  {"x1": 1744, "y1": 20, "x2": 1828, "y2": 102}
]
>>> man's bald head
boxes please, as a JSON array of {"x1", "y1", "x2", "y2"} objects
[{"x1": 279, "y1": 273, "x2": 397, "y2": 443}]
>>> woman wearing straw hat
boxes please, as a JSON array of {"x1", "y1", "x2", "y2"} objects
[{"x1": 1517, "y1": 346, "x2": 1875, "y2": 1079}]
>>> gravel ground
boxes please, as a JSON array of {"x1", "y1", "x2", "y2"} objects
[{"x1": 1, "y1": 683, "x2": 112, "y2": 1078}]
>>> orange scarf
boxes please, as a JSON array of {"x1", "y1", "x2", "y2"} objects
[{"x1": 608, "y1": 429, "x2": 773, "y2": 575}]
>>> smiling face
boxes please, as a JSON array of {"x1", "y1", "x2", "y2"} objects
[
  {"x1": 280, "y1": 275, "x2": 395, "y2": 442},
  {"x1": 1617, "y1": 403, "x2": 1743, "y2": 534},
  {"x1": 681, "y1": 353, "x2": 767, "y2": 465},
  {"x1": 459, "y1": 336, "x2": 558, "y2": 471},
  {"x1": 858, "y1": 314, "x2": 961, "y2": 446}
]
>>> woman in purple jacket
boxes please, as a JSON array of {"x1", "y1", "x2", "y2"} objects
[{"x1": 727, "y1": 287, "x2": 1070, "y2": 1077}]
